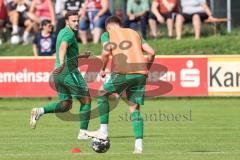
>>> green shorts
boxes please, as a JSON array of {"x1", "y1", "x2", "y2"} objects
[
  {"x1": 53, "y1": 70, "x2": 90, "y2": 101},
  {"x1": 103, "y1": 73, "x2": 147, "y2": 105}
]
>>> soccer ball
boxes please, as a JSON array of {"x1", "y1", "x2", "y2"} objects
[
  {"x1": 91, "y1": 137, "x2": 110, "y2": 153},
  {"x1": 10, "y1": 35, "x2": 21, "y2": 44}
]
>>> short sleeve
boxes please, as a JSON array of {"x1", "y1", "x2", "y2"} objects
[
  {"x1": 101, "y1": 32, "x2": 110, "y2": 44},
  {"x1": 61, "y1": 31, "x2": 74, "y2": 45}
]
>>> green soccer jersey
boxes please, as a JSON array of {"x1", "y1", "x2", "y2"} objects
[{"x1": 55, "y1": 27, "x2": 79, "y2": 71}]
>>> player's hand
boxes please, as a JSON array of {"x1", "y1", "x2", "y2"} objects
[
  {"x1": 53, "y1": 64, "x2": 64, "y2": 75},
  {"x1": 100, "y1": 70, "x2": 106, "y2": 78},
  {"x1": 78, "y1": 51, "x2": 91, "y2": 59}
]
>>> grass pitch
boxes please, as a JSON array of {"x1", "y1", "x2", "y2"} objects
[{"x1": 0, "y1": 97, "x2": 239, "y2": 160}]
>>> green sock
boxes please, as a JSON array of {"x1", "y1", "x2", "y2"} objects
[
  {"x1": 98, "y1": 96, "x2": 109, "y2": 124},
  {"x1": 131, "y1": 110, "x2": 144, "y2": 139},
  {"x1": 79, "y1": 103, "x2": 91, "y2": 130},
  {"x1": 43, "y1": 102, "x2": 67, "y2": 113}
]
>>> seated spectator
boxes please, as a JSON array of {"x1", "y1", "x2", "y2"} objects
[
  {"x1": 0, "y1": 0, "x2": 8, "y2": 44},
  {"x1": 28, "y1": 0, "x2": 56, "y2": 31},
  {"x1": 55, "y1": 0, "x2": 83, "y2": 34},
  {"x1": 7, "y1": 0, "x2": 33, "y2": 44},
  {"x1": 149, "y1": 0, "x2": 179, "y2": 38},
  {"x1": 175, "y1": 0, "x2": 217, "y2": 40},
  {"x1": 79, "y1": 0, "x2": 111, "y2": 44},
  {"x1": 32, "y1": 19, "x2": 56, "y2": 56},
  {"x1": 125, "y1": 0, "x2": 149, "y2": 39}
]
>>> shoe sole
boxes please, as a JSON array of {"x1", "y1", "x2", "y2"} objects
[{"x1": 85, "y1": 131, "x2": 108, "y2": 140}]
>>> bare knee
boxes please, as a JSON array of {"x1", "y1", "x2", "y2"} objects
[
  {"x1": 176, "y1": 14, "x2": 184, "y2": 24},
  {"x1": 192, "y1": 14, "x2": 201, "y2": 25}
]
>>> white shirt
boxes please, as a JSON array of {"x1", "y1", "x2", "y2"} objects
[{"x1": 181, "y1": 0, "x2": 206, "y2": 14}]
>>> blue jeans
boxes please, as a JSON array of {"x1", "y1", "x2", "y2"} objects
[{"x1": 125, "y1": 12, "x2": 148, "y2": 39}]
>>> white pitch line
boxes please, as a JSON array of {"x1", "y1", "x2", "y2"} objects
[{"x1": 0, "y1": 151, "x2": 229, "y2": 157}]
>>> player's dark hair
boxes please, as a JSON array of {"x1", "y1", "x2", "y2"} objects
[
  {"x1": 65, "y1": 11, "x2": 79, "y2": 20},
  {"x1": 105, "y1": 15, "x2": 122, "y2": 28}
]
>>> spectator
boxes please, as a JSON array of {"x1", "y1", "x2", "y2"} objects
[
  {"x1": 7, "y1": 0, "x2": 33, "y2": 44},
  {"x1": 0, "y1": 0, "x2": 8, "y2": 44},
  {"x1": 175, "y1": 0, "x2": 216, "y2": 40},
  {"x1": 55, "y1": 0, "x2": 65, "y2": 33},
  {"x1": 32, "y1": 19, "x2": 56, "y2": 56},
  {"x1": 149, "y1": 0, "x2": 179, "y2": 38},
  {"x1": 79, "y1": 0, "x2": 111, "y2": 44},
  {"x1": 125, "y1": 0, "x2": 150, "y2": 39},
  {"x1": 28, "y1": 0, "x2": 56, "y2": 31},
  {"x1": 55, "y1": 0, "x2": 83, "y2": 34}
]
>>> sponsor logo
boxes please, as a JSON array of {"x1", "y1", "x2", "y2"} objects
[{"x1": 180, "y1": 60, "x2": 200, "y2": 88}]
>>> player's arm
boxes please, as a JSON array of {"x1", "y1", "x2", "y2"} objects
[
  {"x1": 99, "y1": 32, "x2": 111, "y2": 77},
  {"x1": 100, "y1": 42, "x2": 111, "y2": 77},
  {"x1": 142, "y1": 42, "x2": 155, "y2": 70},
  {"x1": 53, "y1": 42, "x2": 68, "y2": 74},
  {"x1": 59, "y1": 42, "x2": 68, "y2": 65}
]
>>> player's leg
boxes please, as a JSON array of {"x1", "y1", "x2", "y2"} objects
[
  {"x1": 77, "y1": 96, "x2": 91, "y2": 140},
  {"x1": 30, "y1": 74, "x2": 72, "y2": 129},
  {"x1": 129, "y1": 104, "x2": 143, "y2": 154},
  {"x1": 67, "y1": 71, "x2": 92, "y2": 139},
  {"x1": 126, "y1": 74, "x2": 146, "y2": 154},
  {"x1": 98, "y1": 73, "x2": 126, "y2": 136},
  {"x1": 30, "y1": 99, "x2": 73, "y2": 129},
  {"x1": 85, "y1": 73, "x2": 125, "y2": 139}
]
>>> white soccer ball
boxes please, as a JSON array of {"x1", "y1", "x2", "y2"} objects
[
  {"x1": 11, "y1": 35, "x2": 21, "y2": 44},
  {"x1": 91, "y1": 137, "x2": 110, "y2": 153}
]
